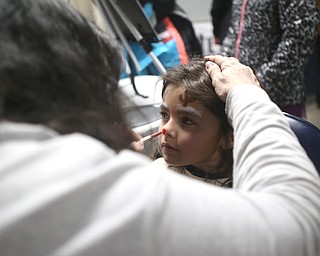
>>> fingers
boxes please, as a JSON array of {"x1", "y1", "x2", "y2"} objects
[
  {"x1": 129, "y1": 130, "x2": 144, "y2": 153},
  {"x1": 204, "y1": 55, "x2": 261, "y2": 102},
  {"x1": 129, "y1": 140, "x2": 144, "y2": 153},
  {"x1": 205, "y1": 55, "x2": 259, "y2": 86},
  {"x1": 205, "y1": 59, "x2": 229, "y2": 102},
  {"x1": 204, "y1": 55, "x2": 239, "y2": 69},
  {"x1": 205, "y1": 60, "x2": 221, "y2": 79},
  {"x1": 131, "y1": 130, "x2": 142, "y2": 141}
]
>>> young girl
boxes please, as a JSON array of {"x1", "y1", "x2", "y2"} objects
[{"x1": 153, "y1": 59, "x2": 234, "y2": 187}]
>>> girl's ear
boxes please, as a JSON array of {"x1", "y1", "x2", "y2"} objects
[{"x1": 220, "y1": 131, "x2": 234, "y2": 150}]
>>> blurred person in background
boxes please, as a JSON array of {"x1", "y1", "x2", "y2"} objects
[
  {"x1": 304, "y1": 0, "x2": 320, "y2": 109},
  {"x1": 221, "y1": 0, "x2": 319, "y2": 118},
  {"x1": 210, "y1": 0, "x2": 232, "y2": 45}
]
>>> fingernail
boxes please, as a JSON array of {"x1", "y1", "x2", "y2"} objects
[{"x1": 205, "y1": 61, "x2": 214, "y2": 69}]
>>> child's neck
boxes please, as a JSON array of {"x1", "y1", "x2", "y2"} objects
[{"x1": 185, "y1": 165, "x2": 229, "y2": 179}]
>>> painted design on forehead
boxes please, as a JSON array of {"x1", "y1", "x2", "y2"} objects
[
  {"x1": 178, "y1": 89, "x2": 195, "y2": 107},
  {"x1": 176, "y1": 104, "x2": 203, "y2": 119}
]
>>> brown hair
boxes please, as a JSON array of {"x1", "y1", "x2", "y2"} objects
[{"x1": 0, "y1": 0, "x2": 133, "y2": 151}]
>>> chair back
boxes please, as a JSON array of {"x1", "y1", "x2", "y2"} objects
[{"x1": 284, "y1": 112, "x2": 320, "y2": 175}]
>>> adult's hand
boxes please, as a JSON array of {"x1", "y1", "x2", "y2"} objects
[
  {"x1": 204, "y1": 55, "x2": 260, "y2": 102},
  {"x1": 129, "y1": 131, "x2": 144, "y2": 153}
]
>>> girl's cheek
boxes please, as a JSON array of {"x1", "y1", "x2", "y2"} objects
[{"x1": 180, "y1": 133, "x2": 199, "y2": 147}]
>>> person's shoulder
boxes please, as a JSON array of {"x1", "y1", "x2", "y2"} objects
[
  {"x1": 50, "y1": 132, "x2": 115, "y2": 159},
  {"x1": 57, "y1": 134, "x2": 155, "y2": 172},
  {"x1": 152, "y1": 157, "x2": 167, "y2": 166},
  {"x1": 150, "y1": 157, "x2": 172, "y2": 171}
]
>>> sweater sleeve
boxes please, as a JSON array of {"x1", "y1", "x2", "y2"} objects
[
  {"x1": 225, "y1": 84, "x2": 320, "y2": 254},
  {"x1": 226, "y1": 84, "x2": 320, "y2": 190}
]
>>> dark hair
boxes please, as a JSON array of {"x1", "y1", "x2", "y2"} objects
[
  {"x1": 0, "y1": 0, "x2": 133, "y2": 151},
  {"x1": 157, "y1": 58, "x2": 233, "y2": 181}
]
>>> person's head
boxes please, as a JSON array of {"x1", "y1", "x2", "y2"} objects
[
  {"x1": 156, "y1": 58, "x2": 233, "y2": 176},
  {"x1": 0, "y1": 0, "x2": 133, "y2": 151}
]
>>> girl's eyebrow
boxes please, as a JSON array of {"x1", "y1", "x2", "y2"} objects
[
  {"x1": 160, "y1": 102, "x2": 203, "y2": 119},
  {"x1": 160, "y1": 102, "x2": 168, "y2": 110},
  {"x1": 176, "y1": 104, "x2": 202, "y2": 119}
]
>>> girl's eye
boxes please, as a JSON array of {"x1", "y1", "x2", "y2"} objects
[
  {"x1": 160, "y1": 111, "x2": 168, "y2": 120},
  {"x1": 182, "y1": 117, "x2": 194, "y2": 125}
]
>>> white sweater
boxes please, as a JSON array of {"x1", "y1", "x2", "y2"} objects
[{"x1": 0, "y1": 85, "x2": 319, "y2": 256}]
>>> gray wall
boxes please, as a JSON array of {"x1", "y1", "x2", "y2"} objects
[{"x1": 176, "y1": 0, "x2": 212, "y2": 22}]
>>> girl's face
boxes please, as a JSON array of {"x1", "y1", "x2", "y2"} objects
[{"x1": 158, "y1": 85, "x2": 225, "y2": 172}]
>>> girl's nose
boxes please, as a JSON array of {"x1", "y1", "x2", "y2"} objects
[{"x1": 162, "y1": 122, "x2": 176, "y2": 138}]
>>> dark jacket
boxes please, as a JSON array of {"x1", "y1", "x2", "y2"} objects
[
  {"x1": 210, "y1": 0, "x2": 232, "y2": 42},
  {"x1": 222, "y1": 0, "x2": 319, "y2": 106}
]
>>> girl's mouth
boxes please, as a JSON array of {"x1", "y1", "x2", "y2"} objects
[{"x1": 161, "y1": 142, "x2": 178, "y2": 151}]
